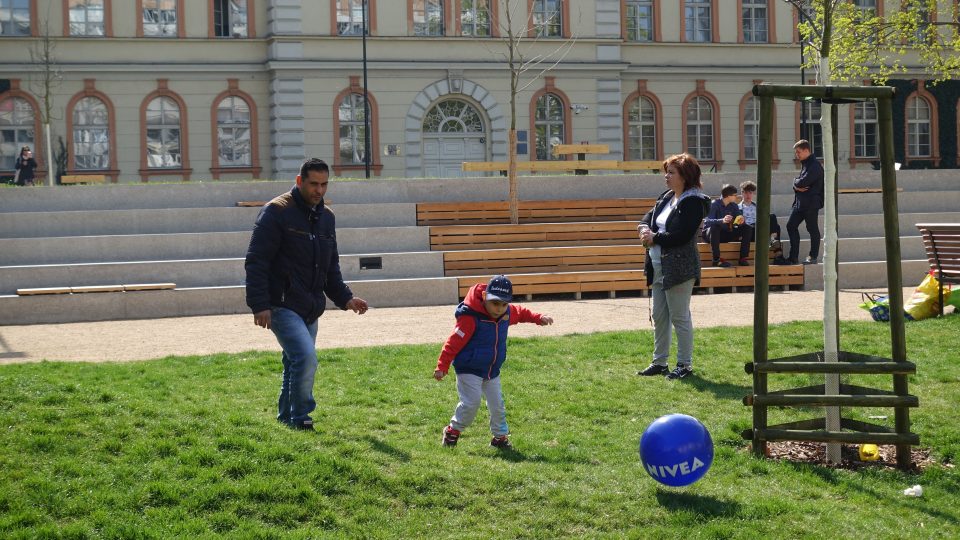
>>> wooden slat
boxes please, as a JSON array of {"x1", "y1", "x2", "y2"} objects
[
  {"x1": 236, "y1": 201, "x2": 267, "y2": 207},
  {"x1": 16, "y1": 286, "x2": 73, "y2": 296},
  {"x1": 60, "y1": 174, "x2": 106, "y2": 184},
  {"x1": 71, "y1": 285, "x2": 125, "y2": 294},
  {"x1": 838, "y1": 188, "x2": 903, "y2": 193},
  {"x1": 461, "y1": 160, "x2": 662, "y2": 173},
  {"x1": 552, "y1": 143, "x2": 610, "y2": 155},
  {"x1": 17, "y1": 283, "x2": 176, "y2": 295},
  {"x1": 124, "y1": 283, "x2": 176, "y2": 291}
]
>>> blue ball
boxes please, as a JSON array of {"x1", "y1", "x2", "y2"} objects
[{"x1": 639, "y1": 414, "x2": 713, "y2": 487}]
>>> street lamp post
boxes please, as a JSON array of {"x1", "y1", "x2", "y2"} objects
[{"x1": 361, "y1": 0, "x2": 371, "y2": 178}]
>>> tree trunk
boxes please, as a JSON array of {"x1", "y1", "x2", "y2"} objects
[{"x1": 45, "y1": 123, "x2": 53, "y2": 186}]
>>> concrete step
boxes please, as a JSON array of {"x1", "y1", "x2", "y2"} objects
[
  {"x1": 0, "y1": 226, "x2": 429, "y2": 266},
  {"x1": 0, "y1": 276, "x2": 459, "y2": 326},
  {"x1": 0, "y1": 203, "x2": 415, "y2": 239},
  {"x1": 802, "y1": 259, "x2": 933, "y2": 290},
  {"x1": 0, "y1": 251, "x2": 444, "y2": 295}
]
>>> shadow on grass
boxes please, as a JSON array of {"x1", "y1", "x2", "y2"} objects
[
  {"x1": 683, "y1": 373, "x2": 752, "y2": 401},
  {"x1": 485, "y1": 447, "x2": 595, "y2": 466},
  {"x1": 655, "y1": 489, "x2": 741, "y2": 518},
  {"x1": 362, "y1": 435, "x2": 412, "y2": 462}
]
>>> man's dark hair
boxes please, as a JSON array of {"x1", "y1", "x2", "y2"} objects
[
  {"x1": 740, "y1": 180, "x2": 757, "y2": 193},
  {"x1": 299, "y1": 158, "x2": 329, "y2": 179},
  {"x1": 793, "y1": 139, "x2": 811, "y2": 151},
  {"x1": 720, "y1": 184, "x2": 738, "y2": 198}
]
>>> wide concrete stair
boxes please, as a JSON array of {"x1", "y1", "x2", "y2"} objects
[{"x1": 1, "y1": 170, "x2": 955, "y2": 325}]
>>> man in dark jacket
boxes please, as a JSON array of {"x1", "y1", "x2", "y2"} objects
[
  {"x1": 786, "y1": 140, "x2": 824, "y2": 265},
  {"x1": 245, "y1": 158, "x2": 368, "y2": 430}
]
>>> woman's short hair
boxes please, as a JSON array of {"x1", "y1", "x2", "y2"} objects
[{"x1": 662, "y1": 153, "x2": 703, "y2": 190}]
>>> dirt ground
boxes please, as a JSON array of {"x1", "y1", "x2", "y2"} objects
[{"x1": 0, "y1": 288, "x2": 907, "y2": 364}]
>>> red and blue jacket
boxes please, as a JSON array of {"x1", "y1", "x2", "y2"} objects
[{"x1": 436, "y1": 283, "x2": 544, "y2": 380}]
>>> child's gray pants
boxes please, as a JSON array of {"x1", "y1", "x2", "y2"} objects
[{"x1": 450, "y1": 373, "x2": 508, "y2": 437}]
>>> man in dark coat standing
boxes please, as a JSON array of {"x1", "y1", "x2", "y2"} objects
[{"x1": 786, "y1": 139, "x2": 824, "y2": 265}]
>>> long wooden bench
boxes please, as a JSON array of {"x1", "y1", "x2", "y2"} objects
[
  {"x1": 429, "y1": 221, "x2": 644, "y2": 251},
  {"x1": 462, "y1": 159, "x2": 662, "y2": 175},
  {"x1": 417, "y1": 198, "x2": 656, "y2": 226},
  {"x1": 60, "y1": 174, "x2": 106, "y2": 184},
  {"x1": 916, "y1": 222, "x2": 960, "y2": 316},
  {"x1": 16, "y1": 283, "x2": 176, "y2": 296},
  {"x1": 447, "y1": 243, "x2": 803, "y2": 298}
]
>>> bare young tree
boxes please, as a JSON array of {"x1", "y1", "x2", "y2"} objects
[
  {"x1": 28, "y1": 14, "x2": 63, "y2": 187},
  {"x1": 497, "y1": 1, "x2": 577, "y2": 224}
]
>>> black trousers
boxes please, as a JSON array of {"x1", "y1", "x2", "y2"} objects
[
  {"x1": 702, "y1": 224, "x2": 753, "y2": 262},
  {"x1": 786, "y1": 206, "x2": 821, "y2": 262}
]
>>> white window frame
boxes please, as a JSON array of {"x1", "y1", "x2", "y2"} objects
[
  {"x1": 532, "y1": 0, "x2": 562, "y2": 37},
  {"x1": 743, "y1": 96, "x2": 760, "y2": 160},
  {"x1": 214, "y1": 0, "x2": 247, "y2": 38},
  {"x1": 627, "y1": 96, "x2": 657, "y2": 160},
  {"x1": 142, "y1": 0, "x2": 177, "y2": 37},
  {"x1": 0, "y1": 0, "x2": 31, "y2": 36},
  {"x1": 907, "y1": 96, "x2": 932, "y2": 158},
  {"x1": 339, "y1": 93, "x2": 367, "y2": 165},
  {"x1": 460, "y1": 0, "x2": 490, "y2": 37},
  {"x1": 73, "y1": 97, "x2": 110, "y2": 170},
  {"x1": 625, "y1": 0, "x2": 653, "y2": 42},
  {"x1": 413, "y1": 0, "x2": 444, "y2": 36},
  {"x1": 337, "y1": 0, "x2": 368, "y2": 36},
  {"x1": 535, "y1": 93, "x2": 565, "y2": 160},
  {"x1": 69, "y1": 0, "x2": 105, "y2": 37},
  {"x1": 686, "y1": 96, "x2": 714, "y2": 161},
  {"x1": 742, "y1": 0, "x2": 767, "y2": 43},
  {"x1": 685, "y1": 0, "x2": 711, "y2": 42},
  {"x1": 217, "y1": 96, "x2": 252, "y2": 167},
  {"x1": 145, "y1": 97, "x2": 182, "y2": 169},
  {"x1": 0, "y1": 97, "x2": 35, "y2": 170},
  {"x1": 853, "y1": 100, "x2": 878, "y2": 158}
]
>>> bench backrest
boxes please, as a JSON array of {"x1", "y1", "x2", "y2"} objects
[
  {"x1": 417, "y1": 198, "x2": 655, "y2": 226},
  {"x1": 429, "y1": 221, "x2": 644, "y2": 250},
  {"x1": 917, "y1": 223, "x2": 960, "y2": 284}
]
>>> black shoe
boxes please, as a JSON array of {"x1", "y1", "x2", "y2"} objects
[
  {"x1": 769, "y1": 239, "x2": 782, "y2": 251},
  {"x1": 803, "y1": 256, "x2": 818, "y2": 265},
  {"x1": 490, "y1": 435, "x2": 513, "y2": 449},
  {"x1": 713, "y1": 259, "x2": 732, "y2": 268},
  {"x1": 637, "y1": 363, "x2": 669, "y2": 376},
  {"x1": 666, "y1": 365, "x2": 693, "y2": 380},
  {"x1": 290, "y1": 420, "x2": 314, "y2": 431},
  {"x1": 773, "y1": 255, "x2": 790, "y2": 265}
]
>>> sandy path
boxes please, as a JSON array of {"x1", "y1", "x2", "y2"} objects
[{"x1": 0, "y1": 288, "x2": 901, "y2": 364}]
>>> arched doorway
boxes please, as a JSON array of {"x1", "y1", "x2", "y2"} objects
[{"x1": 421, "y1": 99, "x2": 487, "y2": 177}]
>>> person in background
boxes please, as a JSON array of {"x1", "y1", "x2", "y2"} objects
[
  {"x1": 738, "y1": 181, "x2": 786, "y2": 263},
  {"x1": 702, "y1": 184, "x2": 752, "y2": 267},
  {"x1": 14, "y1": 146, "x2": 37, "y2": 186},
  {"x1": 786, "y1": 139, "x2": 824, "y2": 265},
  {"x1": 637, "y1": 153, "x2": 710, "y2": 380}
]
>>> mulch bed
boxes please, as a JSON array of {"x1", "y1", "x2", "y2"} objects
[{"x1": 758, "y1": 441, "x2": 940, "y2": 472}]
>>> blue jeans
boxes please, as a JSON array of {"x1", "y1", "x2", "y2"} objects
[{"x1": 270, "y1": 307, "x2": 319, "y2": 426}]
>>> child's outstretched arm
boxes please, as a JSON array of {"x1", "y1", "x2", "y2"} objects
[
  {"x1": 435, "y1": 316, "x2": 477, "y2": 380},
  {"x1": 509, "y1": 304, "x2": 553, "y2": 326}
]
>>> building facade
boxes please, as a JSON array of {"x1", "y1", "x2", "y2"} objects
[{"x1": 1, "y1": 0, "x2": 958, "y2": 183}]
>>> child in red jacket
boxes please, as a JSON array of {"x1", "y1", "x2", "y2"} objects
[{"x1": 434, "y1": 275, "x2": 553, "y2": 449}]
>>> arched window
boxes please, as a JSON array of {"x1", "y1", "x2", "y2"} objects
[
  {"x1": 145, "y1": 96, "x2": 182, "y2": 168},
  {"x1": 906, "y1": 95, "x2": 932, "y2": 158},
  {"x1": 742, "y1": 96, "x2": 760, "y2": 160},
  {"x1": 0, "y1": 97, "x2": 35, "y2": 170},
  {"x1": 627, "y1": 96, "x2": 657, "y2": 160},
  {"x1": 338, "y1": 93, "x2": 367, "y2": 165},
  {"x1": 853, "y1": 100, "x2": 878, "y2": 158},
  {"x1": 686, "y1": 96, "x2": 714, "y2": 161},
  {"x1": 72, "y1": 97, "x2": 110, "y2": 170},
  {"x1": 216, "y1": 96, "x2": 251, "y2": 167},
  {"x1": 534, "y1": 93, "x2": 566, "y2": 160}
]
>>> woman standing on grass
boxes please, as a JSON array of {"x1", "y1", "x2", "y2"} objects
[{"x1": 636, "y1": 153, "x2": 710, "y2": 380}]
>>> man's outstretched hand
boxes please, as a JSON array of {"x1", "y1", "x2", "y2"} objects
[{"x1": 346, "y1": 297, "x2": 369, "y2": 314}]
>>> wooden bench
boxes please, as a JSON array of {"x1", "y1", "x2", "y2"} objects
[
  {"x1": 838, "y1": 188, "x2": 903, "y2": 194},
  {"x1": 60, "y1": 174, "x2": 106, "y2": 184},
  {"x1": 17, "y1": 283, "x2": 176, "y2": 296},
  {"x1": 447, "y1": 242, "x2": 804, "y2": 298},
  {"x1": 463, "y1": 143, "x2": 661, "y2": 175},
  {"x1": 416, "y1": 198, "x2": 656, "y2": 226},
  {"x1": 429, "y1": 221, "x2": 645, "y2": 251},
  {"x1": 916, "y1": 223, "x2": 960, "y2": 316}
]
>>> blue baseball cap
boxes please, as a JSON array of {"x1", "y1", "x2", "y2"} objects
[{"x1": 486, "y1": 275, "x2": 513, "y2": 302}]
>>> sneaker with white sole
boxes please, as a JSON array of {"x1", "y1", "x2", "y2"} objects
[
  {"x1": 442, "y1": 425, "x2": 461, "y2": 447},
  {"x1": 490, "y1": 435, "x2": 512, "y2": 449},
  {"x1": 666, "y1": 365, "x2": 693, "y2": 380},
  {"x1": 637, "y1": 363, "x2": 669, "y2": 376}
]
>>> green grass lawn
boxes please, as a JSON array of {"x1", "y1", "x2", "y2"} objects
[{"x1": 1, "y1": 320, "x2": 958, "y2": 539}]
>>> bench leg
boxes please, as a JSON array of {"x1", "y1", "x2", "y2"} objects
[
  {"x1": 609, "y1": 291, "x2": 616, "y2": 299},
  {"x1": 574, "y1": 291, "x2": 582, "y2": 300}
]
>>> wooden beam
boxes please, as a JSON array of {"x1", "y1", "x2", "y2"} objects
[
  {"x1": 552, "y1": 144, "x2": 610, "y2": 155},
  {"x1": 462, "y1": 160, "x2": 661, "y2": 173}
]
